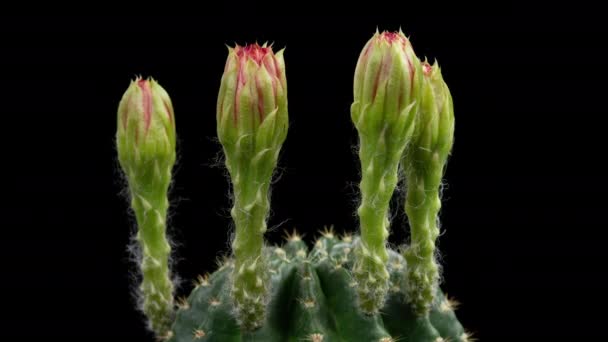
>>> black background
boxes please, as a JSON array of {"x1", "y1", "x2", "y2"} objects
[{"x1": 2, "y1": 6, "x2": 606, "y2": 340}]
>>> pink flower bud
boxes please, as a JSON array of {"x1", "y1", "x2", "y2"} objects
[
  {"x1": 353, "y1": 30, "x2": 422, "y2": 115},
  {"x1": 217, "y1": 43, "x2": 287, "y2": 143},
  {"x1": 117, "y1": 77, "x2": 176, "y2": 170}
]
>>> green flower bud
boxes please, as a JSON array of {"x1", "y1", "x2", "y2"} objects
[
  {"x1": 350, "y1": 30, "x2": 424, "y2": 313},
  {"x1": 402, "y1": 60, "x2": 455, "y2": 315},
  {"x1": 116, "y1": 77, "x2": 177, "y2": 336},
  {"x1": 217, "y1": 43, "x2": 288, "y2": 157},
  {"x1": 217, "y1": 43, "x2": 289, "y2": 330},
  {"x1": 352, "y1": 30, "x2": 423, "y2": 136},
  {"x1": 415, "y1": 60, "x2": 455, "y2": 159},
  {"x1": 117, "y1": 77, "x2": 176, "y2": 180}
]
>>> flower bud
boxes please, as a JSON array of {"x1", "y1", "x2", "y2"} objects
[
  {"x1": 115, "y1": 77, "x2": 177, "y2": 335},
  {"x1": 216, "y1": 43, "x2": 289, "y2": 330},
  {"x1": 401, "y1": 60, "x2": 455, "y2": 315},
  {"x1": 352, "y1": 30, "x2": 423, "y2": 135},
  {"x1": 217, "y1": 43, "x2": 288, "y2": 151},
  {"x1": 116, "y1": 77, "x2": 176, "y2": 174},
  {"x1": 415, "y1": 60, "x2": 454, "y2": 158},
  {"x1": 350, "y1": 30, "x2": 424, "y2": 313}
]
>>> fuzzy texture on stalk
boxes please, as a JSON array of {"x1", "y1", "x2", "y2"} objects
[
  {"x1": 117, "y1": 77, "x2": 177, "y2": 336},
  {"x1": 217, "y1": 43, "x2": 288, "y2": 330},
  {"x1": 402, "y1": 60, "x2": 455, "y2": 315},
  {"x1": 351, "y1": 30, "x2": 423, "y2": 313}
]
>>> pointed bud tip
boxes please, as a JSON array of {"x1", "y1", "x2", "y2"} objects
[
  {"x1": 136, "y1": 77, "x2": 148, "y2": 88},
  {"x1": 376, "y1": 30, "x2": 409, "y2": 45},
  {"x1": 432, "y1": 59, "x2": 441, "y2": 73},
  {"x1": 422, "y1": 61, "x2": 433, "y2": 76},
  {"x1": 234, "y1": 43, "x2": 275, "y2": 65}
]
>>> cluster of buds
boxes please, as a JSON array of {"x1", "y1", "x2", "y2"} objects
[
  {"x1": 115, "y1": 29, "x2": 455, "y2": 338},
  {"x1": 350, "y1": 30, "x2": 455, "y2": 315}
]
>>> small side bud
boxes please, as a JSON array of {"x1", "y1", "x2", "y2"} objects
[{"x1": 402, "y1": 59, "x2": 455, "y2": 315}]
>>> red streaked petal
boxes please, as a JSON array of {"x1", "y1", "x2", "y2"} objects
[
  {"x1": 255, "y1": 73, "x2": 265, "y2": 122},
  {"x1": 235, "y1": 43, "x2": 271, "y2": 65},
  {"x1": 137, "y1": 79, "x2": 153, "y2": 136},
  {"x1": 163, "y1": 99, "x2": 173, "y2": 124}
]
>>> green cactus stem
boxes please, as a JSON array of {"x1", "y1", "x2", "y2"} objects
[
  {"x1": 116, "y1": 77, "x2": 177, "y2": 336},
  {"x1": 350, "y1": 30, "x2": 423, "y2": 313},
  {"x1": 167, "y1": 234, "x2": 470, "y2": 341},
  {"x1": 402, "y1": 60, "x2": 455, "y2": 315},
  {"x1": 216, "y1": 43, "x2": 289, "y2": 330}
]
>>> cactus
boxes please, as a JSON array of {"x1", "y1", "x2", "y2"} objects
[
  {"x1": 117, "y1": 32, "x2": 471, "y2": 342},
  {"x1": 169, "y1": 233, "x2": 468, "y2": 341}
]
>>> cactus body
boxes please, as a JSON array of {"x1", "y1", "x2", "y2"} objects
[{"x1": 168, "y1": 234, "x2": 466, "y2": 342}]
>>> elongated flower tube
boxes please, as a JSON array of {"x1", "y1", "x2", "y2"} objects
[
  {"x1": 351, "y1": 30, "x2": 423, "y2": 313},
  {"x1": 217, "y1": 43, "x2": 288, "y2": 330},
  {"x1": 116, "y1": 77, "x2": 176, "y2": 336},
  {"x1": 402, "y1": 60, "x2": 455, "y2": 316}
]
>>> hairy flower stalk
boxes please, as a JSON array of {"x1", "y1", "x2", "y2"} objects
[
  {"x1": 351, "y1": 30, "x2": 423, "y2": 313},
  {"x1": 116, "y1": 77, "x2": 177, "y2": 336},
  {"x1": 217, "y1": 43, "x2": 288, "y2": 330},
  {"x1": 402, "y1": 61, "x2": 455, "y2": 315}
]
